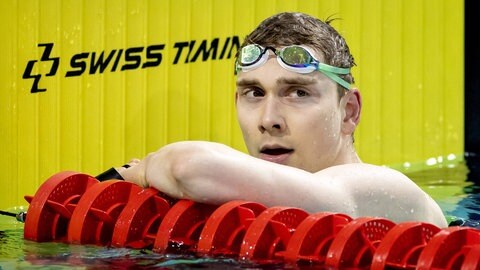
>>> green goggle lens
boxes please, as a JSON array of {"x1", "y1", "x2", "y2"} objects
[
  {"x1": 240, "y1": 45, "x2": 263, "y2": 65},
  {"x1": 279, "y1": 46, "x2": 312, "y2": 67}
]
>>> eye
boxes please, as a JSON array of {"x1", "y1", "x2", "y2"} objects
[
  {"x1": 243, "y1": 87, "x2": 265, "y2": 98},
  {"x1": 288, "y1": 89, "x2": 309, "y2": 98}
]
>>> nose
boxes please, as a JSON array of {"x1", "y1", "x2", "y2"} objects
[{"x1": 258, "y1": 98, "x2": 286, "y2": 135}]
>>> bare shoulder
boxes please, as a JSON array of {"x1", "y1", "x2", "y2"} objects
[
  {"x1": 314, "y1": 163, "x2": 421, "y2": 205},
  {"x1": 314, "y1": 163, "x2": 448, "y2": 227},
  {"x1": 317, "y1": 163, "x2": 411, "y2": 181}
]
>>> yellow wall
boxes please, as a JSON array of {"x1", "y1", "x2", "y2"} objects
[{"x1": 0, "y1": 0, "x2": 464, "y2": 209}]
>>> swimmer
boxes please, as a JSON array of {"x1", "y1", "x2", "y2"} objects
[{"x1": 118, "y1": 12, "x2": 447, "y2": 228}]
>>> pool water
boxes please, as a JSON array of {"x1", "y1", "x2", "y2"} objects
[
  {"x1": 408, "y1": 155, "x2": 480, "y2": 223},
  {"x1": 0, "y1": 157, "x2": 479, "y2": 269},
  {"x1": 0, "y1": 226, "x2": 267, "y2": 269}
]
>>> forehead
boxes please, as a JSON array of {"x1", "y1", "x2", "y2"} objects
[
  {"x1": 236, "y1": 57, "x2": 336, "y2": 90},
  {"x1": 236, "y1": 74, "x2": 319, "y2": 89}
]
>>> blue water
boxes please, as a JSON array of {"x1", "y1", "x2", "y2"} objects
[{"x1": 0, "y1": 157, "x2": 479, "y2": 269}]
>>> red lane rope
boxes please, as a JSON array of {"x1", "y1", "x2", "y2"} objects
[{"x1": 23, "y1": 171, "x2": 480, "y2": 269}]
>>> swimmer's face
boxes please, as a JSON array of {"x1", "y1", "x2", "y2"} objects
[{"x1": 235, "y1": 50, "x2": 358, "y2": 172}]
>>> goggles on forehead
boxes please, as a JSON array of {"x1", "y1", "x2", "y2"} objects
[{"x1": 235, "y1": 44, "x2": 351, "y2": 90}]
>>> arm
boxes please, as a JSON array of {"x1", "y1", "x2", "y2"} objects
[
  {"x1": 120, "y1": 141, "x2": 447, "y2": 227},
  {"x1": 120, "y1": 141, "x2": 346, "y2": 206}
]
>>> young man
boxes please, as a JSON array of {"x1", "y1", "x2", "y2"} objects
[{"x1": 120, "y1": 12, "x2": 447, "y2": 227}]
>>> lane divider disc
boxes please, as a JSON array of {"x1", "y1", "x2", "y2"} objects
[
  {"x1": 153, "y1": 200, "x2": 218, "y2": 254},
  {"x1": 67, "y1": 180, "x2": 141, "y2": 245},
  {"x1": 111, "y1": 187, "x2": 172, "y2": 249},
  {"x1": 325, "y1": 217, "x2": 396, "y2": 269},
  {"x1": 24, "y1": 171, "x2": 98, "y2": 242},
  {"x1": 371, "y1": 222, "x2": 440, "y2": 270},
  {"x1": 239, "y1": 206, "x2": 309, "y2": 263},
  {"x1": 416, "y1": 226, "x2": 480, "y2": 270},
  {"x1": 283, "y1": 212, "x2": 353, "y2": 265},
  {"x1": 196, "y1": 200, "x2": 267, "y2": 256}
]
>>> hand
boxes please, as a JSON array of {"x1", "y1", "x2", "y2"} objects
[{"x1": 117, "y1": 159, "x2": 149, "y2": 187}]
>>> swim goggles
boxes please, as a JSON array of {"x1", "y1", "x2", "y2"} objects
[{"x1": 235, "y1": 44, "x2": 351, "y2": 90}]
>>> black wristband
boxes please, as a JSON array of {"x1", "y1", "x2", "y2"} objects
[{"x1": 95, "y1": 167, "x2": 124, "y2": 181}]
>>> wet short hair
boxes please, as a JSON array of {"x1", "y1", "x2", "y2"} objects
[{"x1": 240, "y1": 12, "x2": 356, "y2": 95}]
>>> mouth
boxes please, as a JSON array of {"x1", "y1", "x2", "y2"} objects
[
  {"x1": 260, "y1": 148, "x2": 293, "y2": 155},
  {"x1": 259, "y1": 146, "x2": 293, "y2": 164}
]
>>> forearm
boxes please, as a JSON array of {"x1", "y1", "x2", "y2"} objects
[
  {"x1": 121, "y1": 141, "x2": 321, "y2": 207},
  {"x1": 121, "y1": 141, "x2": 257, "y2": 200},
  {"x1": 155, "y1": 141, "x2": 274, "y2": 203},
  {"x1": 166, "y1": 141, "x2": 334, "y2": 207}
]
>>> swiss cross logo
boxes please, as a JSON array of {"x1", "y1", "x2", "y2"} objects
[{"x1": 22, "y1": 43, "x2": 59, "y2": 93}]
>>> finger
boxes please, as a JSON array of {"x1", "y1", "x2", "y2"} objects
[
  {"x1": 128, "y1": 158, "x2": 141, "y2": 165},
  {"x1": 119, "y1": 162, "x2": 148, "y2": 188}
]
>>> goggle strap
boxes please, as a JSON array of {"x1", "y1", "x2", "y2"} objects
[
  {"x1": 318, "y1": 63, "x2": 350, "y2": 75},
  {"x1": 320, "y1": 70, "x2": 351, "y2": 90}
]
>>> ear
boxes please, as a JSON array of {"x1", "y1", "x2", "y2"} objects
[{"x1": 341, "y1": 88, "x2": 362, "y2": 135}]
